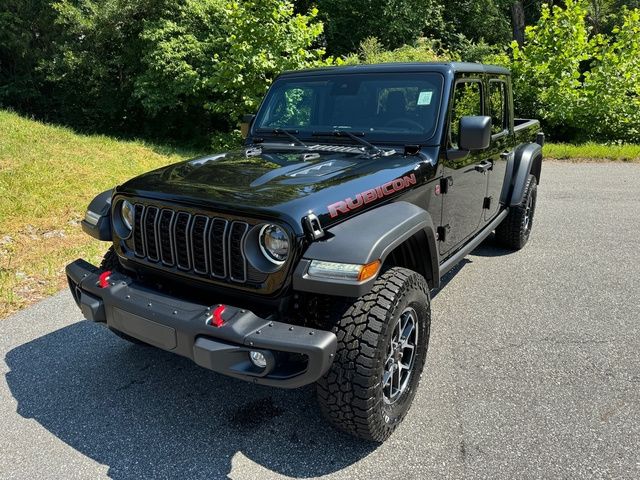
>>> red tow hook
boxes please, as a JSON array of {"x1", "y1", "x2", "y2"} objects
[
  {"x1": 207, "y1": 305, "x2": 226, "y2": 327},
  {"x1": 98, "y1": 270, "x2": 112, "y2": 288}
]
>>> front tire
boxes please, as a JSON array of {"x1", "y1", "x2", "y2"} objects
[{"x1": 316, "y1": 267, "x2": 431, "y2": 442}]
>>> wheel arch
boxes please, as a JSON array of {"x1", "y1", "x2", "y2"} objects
[
  {"x1": 501, "y1": 142, "x2": 543, "y2": 207},
  {"x1": 382, "y1": 229, "x2": 437, "y2": 289},
  {"x1": 81, "y1": 189, "x2": 113, "y2": 241},
  {"x1": 292, "y1": 201, "x2": 440, "y2": 297}
]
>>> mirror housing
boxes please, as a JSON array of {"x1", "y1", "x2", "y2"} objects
[
  {"x1": 240, "y1": 114, "x2": 256, "y2": 139},
  {"x1": 458, "y1": 116, "x2": 492, "y2": 151}
]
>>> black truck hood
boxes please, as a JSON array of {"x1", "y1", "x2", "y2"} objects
[{"x1": 117, "y1": 147, "x2": 438, "y2": 234}]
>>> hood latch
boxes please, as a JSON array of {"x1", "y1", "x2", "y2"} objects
[{"x1": 303, "y1": 213, "x2": 324, "y2": 240}]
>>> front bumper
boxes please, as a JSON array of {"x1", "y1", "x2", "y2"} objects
[{"x1": 65, "y1": 259, "x2": 337, "y2": 388}]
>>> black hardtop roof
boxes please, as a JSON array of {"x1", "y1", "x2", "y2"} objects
[{"x1": 279, "y1": 62, "x2": 510, "y2": 78}]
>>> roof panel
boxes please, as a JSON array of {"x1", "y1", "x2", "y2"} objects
[{"x1": 279, "y1": 62, "x2": 510, "y2": 78}]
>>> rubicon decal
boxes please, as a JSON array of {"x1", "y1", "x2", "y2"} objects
[{"x1": 328, "y1": 174, "x2": 417, "y2": 218}]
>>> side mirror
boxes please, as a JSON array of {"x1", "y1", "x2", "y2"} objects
[
  {"x1": 240, "y1": 114, "x2": 256, "y2": 139},
  {"x1": 459, "y1": 116, "x2": 492, "y2": 151}
]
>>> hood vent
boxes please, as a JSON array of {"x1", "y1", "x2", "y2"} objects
[{"x1": 287, "y1": 159, "x2": 355, "y2": 178}]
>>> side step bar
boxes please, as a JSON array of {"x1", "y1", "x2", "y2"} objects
[{"x1": 438, "y1": 209, "x2": 508, "y2": 278}]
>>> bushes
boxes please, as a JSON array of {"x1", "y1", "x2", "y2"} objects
[
  {"x1": 508, "y1": 0, "x2": 640, "y2": 143},
  {"x1": 343, "y1": 37, "x2": 452, "y2": 65}
]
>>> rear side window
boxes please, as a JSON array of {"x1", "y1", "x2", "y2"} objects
[
  {"x1": 450, "y1": 81, "x2": 482, "y2": 148},
  {"x1": 489, "y1": 81, "x2": 507, "y2": 135}
]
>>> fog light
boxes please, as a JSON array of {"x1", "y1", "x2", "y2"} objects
[{"x1": 249, "y1": 350, "x2": 267, "y2": 368}]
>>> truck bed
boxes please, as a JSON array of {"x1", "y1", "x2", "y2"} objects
[{"x1": 514, "y1": 118, "x2": 542, "y2": 145}]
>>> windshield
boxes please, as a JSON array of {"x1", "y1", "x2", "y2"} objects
[{"x1": 254, "y1": 72, "x2": 444, "y2": 144}]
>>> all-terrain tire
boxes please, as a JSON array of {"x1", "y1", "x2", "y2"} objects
[
  {"x1": 495, "y1": 174, "x2": 538, "y2": 250},
  {"x1": 316, "y1": 267, "x2": 431, "y2": 442},
  {"x1": 100, "y1": 247, "x2": 148, "y2": 346}
]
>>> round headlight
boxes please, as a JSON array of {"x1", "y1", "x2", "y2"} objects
[
  {"x1": 121, "y1": 200, "x2": 135, "y2": 231},
  {"x1": 259, "y1": 224, "x2": 289, "y2": 265}
]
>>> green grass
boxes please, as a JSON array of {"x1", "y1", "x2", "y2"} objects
[
  {"x1": 545, "y1": 142, "x2": 640, "y2": 161},
  {"x1": 0, "y1": 110, "x2": 200, "y2": 318}
]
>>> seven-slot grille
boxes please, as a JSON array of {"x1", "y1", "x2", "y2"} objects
[{"x1": 131, "y1": 203, "x2": 251, "y2": 283}]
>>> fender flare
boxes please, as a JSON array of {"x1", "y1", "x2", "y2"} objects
[
  {"x1": 81, "y1": 189, "x2": 113, "y2": 241},
  {"x1": 293, "y1": 201, "x2": 440, "y2": 297},
  {"x1": 501, "y1": 143, "x2": 543, "y2": 207}
]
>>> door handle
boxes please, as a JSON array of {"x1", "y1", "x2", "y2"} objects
[{"x1": 475, "y1": 160, "x2": 493, "y2": 173}]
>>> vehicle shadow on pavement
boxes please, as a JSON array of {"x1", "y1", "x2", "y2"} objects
[
  {"x1": 470, "y1": 233, "x2": 517, "y2": 258},
  {"x1": 5, "y1": 322, "x2": 376, "y2": 479}
]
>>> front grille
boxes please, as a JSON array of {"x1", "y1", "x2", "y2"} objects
[{"x1": 130, "y1": 203, "x2": 255, "y2": 284}]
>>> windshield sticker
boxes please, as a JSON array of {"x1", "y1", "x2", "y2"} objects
[
  {"x1": 327, "y1": 173, "x2": 417, "y2": 218},
  {"x1": 417, "y1": 91, "x2": 433, "y2": 105}
]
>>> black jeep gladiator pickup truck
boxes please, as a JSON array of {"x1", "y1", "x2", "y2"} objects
[{"x1": 66, "y1": 62, "x2": 543, "y2": 442}]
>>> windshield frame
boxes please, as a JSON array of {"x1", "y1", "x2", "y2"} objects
[{"x1": 252, "y1": 72, "x2": 445, "y2": 146}]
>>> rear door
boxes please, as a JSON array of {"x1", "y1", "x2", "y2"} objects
[
  {"x1": 483, "y1": 77, "x2": 512, "y2": 221},
  {"x1": 440, "y1": 78, "x2": 489, "y2": 255}
]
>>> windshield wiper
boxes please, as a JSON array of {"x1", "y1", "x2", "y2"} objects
[
  {"x1": 312, "y1": 130, "x2": 384, "y2": 156},
  {"x1": 267, "y1": 128, "x2": 308, "y2": 147}
]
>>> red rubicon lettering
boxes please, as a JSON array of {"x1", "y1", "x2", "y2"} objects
[
  {"x1": 362, "y1": 189, "x2": 377, "y2": 204},
  {"x1": 328, "y1": 200, "x2": 350, "y2": 218},
  {"x1": 327, "y1": 173, "x2": 417, "y2": 218},
  {"x1": 346, "y1": 193, "x2": 364, "y2": 209}
]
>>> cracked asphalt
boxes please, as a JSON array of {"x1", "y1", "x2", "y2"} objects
[{"x1": 1, "y1": 161, "x2": 639, "y2": 479}]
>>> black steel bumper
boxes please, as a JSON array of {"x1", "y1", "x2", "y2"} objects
[{"x1": 65, "y1": 259, "x2": 337, "y2": 388}]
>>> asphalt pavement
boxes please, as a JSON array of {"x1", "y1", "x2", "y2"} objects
[{"x1": 1, "y1": 161, "x2": 639, "y2": 479}]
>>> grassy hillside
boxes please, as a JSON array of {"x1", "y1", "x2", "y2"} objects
[{"x1": 0, "y1": 110, "x2": 198, "y2": 318}]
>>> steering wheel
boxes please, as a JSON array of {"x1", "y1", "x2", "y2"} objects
[{"x1": 384, "y1": 118, "x2": 424, "y2": 130}]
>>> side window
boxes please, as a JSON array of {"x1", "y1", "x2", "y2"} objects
[
  {"x1": 450, "y1": 81, "x2": 482, "y2": 148},
  {"x1": 489, "y1": 81, "x2": 507, "y2": 135}
]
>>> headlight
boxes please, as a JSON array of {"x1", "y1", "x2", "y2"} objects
[
  {"x1": 259, "y1": 224, "x2": 289, "y2": 265},
  {"x1": 113, "y1": 199, "x2": 134, "y2": 239},
  {"x1": 121, "y1": 200, "x2": 135, "y2": 230}
]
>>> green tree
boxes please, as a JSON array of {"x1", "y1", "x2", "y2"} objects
[
  {"x1": 40, "y1": 0, "x2": 169, "y2": 135},
  {"x1": 441, "y1": 0, "x2": 514, "y2": 45},
  {"x1": 310, "y1": 0, "x2": 446, "y2": 55},
  {"x1": 509, "y1": 0, "x2": 640, "y2": 142},
  {"x1": 135, "y1": 0, "x2": 328, "y2": 127},
  {"x1": 0, "y1": 0, "x2": 58, "y2": 113},
  {"x1": 579, "y1": 7, "x2": 640, "y2": 141}
]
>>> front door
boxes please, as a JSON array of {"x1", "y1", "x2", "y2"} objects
[{"x1": 440, "y1": 79, "x2": 490, "y2": 255}]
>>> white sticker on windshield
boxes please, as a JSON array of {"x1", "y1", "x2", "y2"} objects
[{"x1": 417, "y1": 91, "x2": 433, "y2": 105}]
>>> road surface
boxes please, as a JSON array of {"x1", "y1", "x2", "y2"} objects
[{"x1": 1, "y1": 161, "x2": 639, "y2": 479}]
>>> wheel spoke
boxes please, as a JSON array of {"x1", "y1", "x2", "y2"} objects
[
  {"x1": 382, "y1": 369, "x2": 392, "y2": 387},
  {"x1": 382, "y1": 306, "x2": 421, "y2": 405},
  {"x1": 402, "y1": 343, "x2": 415, "y2": 356},
  {"x1": 400, "y1": 320, "x2": 415, "y2": 346}
]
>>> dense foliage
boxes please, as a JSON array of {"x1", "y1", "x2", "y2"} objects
[
  {"x1": 507, "y1": 0, "x2": 640, "y2": 142},
  {"x1": 1, "y1": 0, "x2": 639, "y2": 145},
  {"x1": 1, "y1": 0, "x2": 327, "y2": 144}
]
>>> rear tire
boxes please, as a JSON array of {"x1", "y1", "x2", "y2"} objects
[
  {"x1": 100, "y1": 247, "x2": 148, "y2": 346},
  {"x1": 495, "y1": 174, "x2": 537, "y2": 250},
  {"x1": 316, "y1": 267, "x2": 431, "y2": 442}
]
